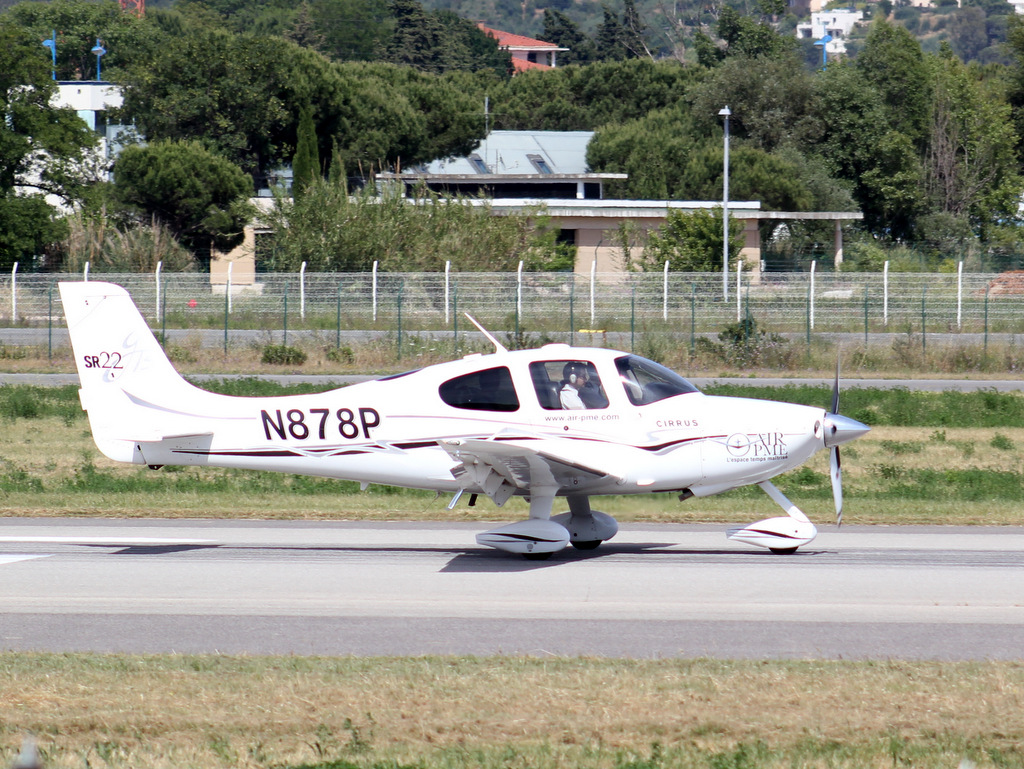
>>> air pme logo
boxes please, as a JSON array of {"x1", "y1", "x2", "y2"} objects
[{"x1": 725, "y1": 433, "x2": 788, "y2": 458}]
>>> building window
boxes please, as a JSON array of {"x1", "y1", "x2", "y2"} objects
[
  {"x1": 439, "y1": 367, "x2": 519, "y2": 412},
  {"x1": 468, "y1": 154, "x2": 490, "y2": 174},
  {"x1": 527, "y1": 154, "x2": 553, "y2": 174}
]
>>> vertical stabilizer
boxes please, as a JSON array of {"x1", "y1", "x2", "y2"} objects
[{"x1": 59, "y1": 281, "x2": 200, "y2": 462}]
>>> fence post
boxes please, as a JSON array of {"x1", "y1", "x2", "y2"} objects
[
  {"x1": 336, "y1": 282, "x2": 342, "y2": 349},
  {"x1": 735, "y1": 260, "x2": 742, "y2": 322},
  {"x1": 805, "y1": 279, "x2": 811, "y2": 349},
  {"x1": 444, "y1": 260, "x2": 451, "y2": 325},
  {"x1": 155, "y1": 261, "x2": 162, "y2": 323},
  {"x1": 516, "y1": 260, "x2": 523, "y2": 337},
  {"x1": 663, "y1": 260, "x2": 669, "y2": 322},
  {"x1": 299, "y1": 261, "x2": 306, "y2": 321},
  {"x1": 372, "y1": 260, "x2": 378, "y2": 322},
  {"x1": 161, "y1": 284, "x2": 167, "y2": 347},
  {"x1": 590, "y1": 259, "x2": 596, "y2": 326},
  {"x1": 809, "y1": 260, "x2": 816, "y2": 330},
  {"x1": 569, "y1": 278, "x2": 575, "y2": 347},
  {"x1": 690, "y1": 283, "x2": 696, "y2": 355},
  {"x1": 48, "y1": 282, "x2": 53, "y2": 363},
  {"x1": 984, "y1": 285, "x2": 989, "y2": 353},
  {"x1": 397, "y1": 280, "x2": 403, "y2": 361},
  {"x1": 84, "y1": 262, "x2": 89, "y2": 282},
  {"x1": 283, "y1": 284, "x2": 288, "y2": 347},
  {"x1": 11, "y1": 262, "x2": 16, "y2": 324},
  {"x1": 921, "y1": 286, "x2": 927, "y2": 354},
  {"x1": 223, "y1": 277, "x2": 229, "y2": 357},
  {"x1": 864, "y1": 289, "x2": 869, "y2": 347},
  {"x1": 956, "y1": 260, "x2": 963, "y2": 329},
  {"x1": 453, "y1": 281, "x2": 459, "y2": 355},
  {"x1": 631, "y1": 287, "x2": 635, "y2": 352},
  {"x1": 883, "y1": 260, "x2": 889, "y2": 326}
]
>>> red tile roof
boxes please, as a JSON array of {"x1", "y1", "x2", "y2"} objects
[
  {"x1": 478, "y1": 24, "x2": 560, "y2": 49},
  {"x1": 511, "y1": 58, "x2": 553, "y2": 72}
]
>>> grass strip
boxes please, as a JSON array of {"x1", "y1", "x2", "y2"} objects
[{"x1": 1, "y1": 654, "x2": 1022, "y2": 769}]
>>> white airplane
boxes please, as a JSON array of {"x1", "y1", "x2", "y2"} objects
[{"x1": 60, "y1": 281, "x2": 869, "y2": 559}]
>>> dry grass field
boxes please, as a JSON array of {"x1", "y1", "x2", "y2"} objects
[{"x1": 1, "y1": 655, "x2": 1023, "y2": 769}]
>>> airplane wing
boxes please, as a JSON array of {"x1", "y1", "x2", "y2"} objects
[{"x1": 439, "y1": 436, "x2": 624, "y2": 505}]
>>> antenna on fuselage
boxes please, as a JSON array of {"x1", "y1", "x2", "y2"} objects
[{"x1": 464, "y1": 313, "x2": 507, "y2": 354}]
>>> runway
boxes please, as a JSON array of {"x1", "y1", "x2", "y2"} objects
[{"x1": 0, "y1": 518, "x2": 1022, "y2": 660}]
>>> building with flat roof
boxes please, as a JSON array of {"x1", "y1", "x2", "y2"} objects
[{"x1": 214, "y1": 131, "x2": 863, "y2": 284}]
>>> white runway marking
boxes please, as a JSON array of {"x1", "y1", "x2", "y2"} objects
[
  {"x1": 0, "y1": 537, "x2": 216, "y2": 545},
  {"x1": 0, "y1": 554, "x2": 52, "y2": 565}
]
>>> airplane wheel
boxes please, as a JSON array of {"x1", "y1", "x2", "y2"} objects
[
  {"x1": 571, "y1": 540, "x2": 601, "y2": 550},
  {"x1": 523, "y1": 551, "x2": 554, "y2": 561},
  {"x1": 769, "y1": 547, "x2": 799, "y2": 555}
]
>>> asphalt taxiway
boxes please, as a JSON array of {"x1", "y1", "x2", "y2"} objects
[{"x1": 0, "y1": 518, "x2": 1021, "y2": 659}]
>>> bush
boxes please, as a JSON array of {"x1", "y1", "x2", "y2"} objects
[
  {"x1": 326, "y1": 346, "x2": 355, "y2": 364},
  {"x1": 261, "y1": 345, "x2": 307, "y2": 366}
]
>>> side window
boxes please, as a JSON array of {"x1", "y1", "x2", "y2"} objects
[
  {"x1": 615, "y1": 355, "x2": 699, "y2": 406},
  {"x1": 439, "y1": 367, "x2": 519, "y2": 412},
  {"x1": 529, "y1": 360, "x2": 608, "y2": 410}
]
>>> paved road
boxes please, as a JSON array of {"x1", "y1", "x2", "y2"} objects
[{"x1": 1, "y1": 519, "x2": 1021, "y2": 659}]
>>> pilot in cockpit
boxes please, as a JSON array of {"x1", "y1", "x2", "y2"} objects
[{"x1": 559, "y1": 362, "x2": 589, "y2": 410}]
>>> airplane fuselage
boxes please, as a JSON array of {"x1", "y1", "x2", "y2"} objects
[{"x1": 122, "y1": 345, "x2": 827, "y2": 502}]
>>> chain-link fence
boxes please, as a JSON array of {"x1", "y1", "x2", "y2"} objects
[{"x1": 1, "y1": 269, "x2": 1023, "y2": 348}]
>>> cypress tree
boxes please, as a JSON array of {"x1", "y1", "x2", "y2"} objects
[{"x1": 292, "y1": 106, "x2": 319, "y2": 199}]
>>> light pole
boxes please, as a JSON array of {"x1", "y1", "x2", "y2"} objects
[{"x1": 719, "y1": 106, "x2": 731, "y2": 302}]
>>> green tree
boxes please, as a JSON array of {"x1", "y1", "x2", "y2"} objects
[
  {"x1": 712, "y1": 4, "x2": 796, "y2": 61},
  {"x1": 923, "y1": 46, "x2": 1022, "y2": 236},
  {"x1": 119, "y1": 27, "x2": 485, "y2": 180},
  {"x1": 621, "y1": 0, "x2": 651, "y2": 59},
  {"x1": 950, "y1": 7, "x2": 989, "y2": 62},
  {"x1": 594, "y1": 7, "x2": 627, "y2": 61},
  {"x1": 492, "y1": 58, "x2": 701, "y2": 131},
  {"x1": 858, "y1": 130, "x2": 924, "y2": 239},
  {"x1": 812, "y1": 60, "x2": 921, "y2": 238},
  {"x1": 384, "y1": 0, "x2": 509, "y2": 75},
  {"x1": 262, "y1": 177, "x2": 562, "y2": 271},
  {"x1": 642, "y1": 208, "x2": 742, "y2": 271},
  {"x1": 689, "y1": 53, "x2": 818, "y2": 152},
  {"x1": 300, "y1": 0, "x2": 391, "y2": 61},
  {"x1": 855, "y1": 19, "x2": 931, "y2": 148},
  {"x1": 113, "y1": 140, "x2": 253, "y2": 260},
  {"x1": 292, "y1": 106, "x2": 319, "y2": 197},
  {"x1": 3, "y1": 0, "x2": 163, "y2": 81},
  {"x1": 118, "y1": 28, "x2": 301, "y2": 176},
  {"x1": 587, "y1": 106, "x2": 819, "y2": 211},
  {"x1": 542, "y1": 9, "x2": 596, "y2": 65},
  {"x1": 0, "y1": 24, "x2": 95, "y2": 268},
  {"x1": 385, "y1": 0, "x2": 443, "y2": 71}
]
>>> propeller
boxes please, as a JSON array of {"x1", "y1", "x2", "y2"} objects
[
  {"x1": 829, "y1": 359, "x2": 843, "y2": 526},
  {"x1": 822, "y1": 356, "x2": 871, "y2": 526}
]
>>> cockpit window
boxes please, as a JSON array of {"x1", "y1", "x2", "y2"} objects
[
  {"x1": 615, "y1": 355, "x2": 700, "y2": 405},
  {"x1": 439, "y1": 366, "x2": 519, "y2": 412},
  {"x1": 530, "y1": 360, "x2": 608, "y2": 410}
]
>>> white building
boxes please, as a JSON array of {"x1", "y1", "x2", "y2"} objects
[
  {"x1": 54, "y1": 81, "x2": 133, "y2": 175},
  {"x1": 796, "y1": 9, "x2": 864, "y2": 55}
]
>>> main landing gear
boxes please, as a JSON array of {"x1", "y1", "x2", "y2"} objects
[{"x1": 475, "y1": 492, "x2": 618, "y2": 558}]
